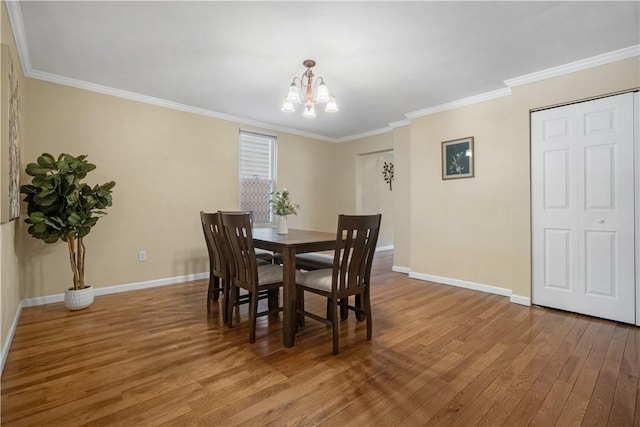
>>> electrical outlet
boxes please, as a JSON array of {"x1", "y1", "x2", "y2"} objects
[{"x1": 138, "y1": 250, "x2": 147, "y2": 262}]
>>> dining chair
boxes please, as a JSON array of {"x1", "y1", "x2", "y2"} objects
[
  {"x1": 200, "y1": 211, "x2": 227, "y2": 313},
  {"x1": 221, "y1": 212, "x2": 284, "y2": 343},
  {"x1": 295, "y1": 214, "x2": 381, "y2": 355},
  {"x1": 201, "y1": 211, "x2": 275, "y2": 323}
]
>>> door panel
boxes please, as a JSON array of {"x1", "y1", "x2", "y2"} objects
[
  {"x1": 584, "y1": 231, "x2": 615, "y2": 297},
  {"x1": 532, "y1": 92, "x2": 635, "y2": 324},
  {"x1": 584, "y1": 144, "x2": 614, "y2": 209},
  {"x1": 544, "y1": 150, "x2": 571, "y2": 209},
  {"x1": 544, "y1": 229, "x2": 571, "y2": 291}
]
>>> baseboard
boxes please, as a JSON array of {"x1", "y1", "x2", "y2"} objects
[
  {"x1": 21, "y1": 293, "x2": 65, "y2": 307},
  {"x1": 93, "y1": 272, "x2": 209, "y2": 297},
  {"x1": 408, "y1": 272, "x2": 512, "y2": 297},
  {"x1": 376, "y1": 245, "x2": 394, "y2": 252},
  {"x1": 1, "y1": 300, "x2": 23, "y2": 375},
  {"x1": 392, "y1": 265, "x2": 410, "y2": 274},
  {"x1": 21, "y1": 272, "x2": 209, "y2": 308},
  {"x1": 510, "y1": 294, "x2": 531, "y2": 306}
]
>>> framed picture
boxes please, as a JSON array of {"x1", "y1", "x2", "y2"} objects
[
  {"x1": 1, "y1": 44, "x2": 20, "y2": 223},
  {"x1": 442, "y1": 136, "x2": 474, "y2": 180}
]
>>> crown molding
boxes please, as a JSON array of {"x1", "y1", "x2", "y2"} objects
[
  {"x1": 405, "y1": 87, "x2": 512, "y2": 120},
  {"x1": 504, "y1": 44, "x2": 640, "y2": 88},
  {"x1": 388, "y1": 119, "x2": 410, "y2": 128},
  {"x1": 28, "y1": 69, "x2": 338, "y2": 143},
  {"x1": 6, "y1": 0, "x2": 31, "y2": 73},
  {"x1": 335, "y1": 119, "x2": 410, "y2": 143},
  {"x1": 335, "y1": 126, "x2": 393, "y2": 144}
]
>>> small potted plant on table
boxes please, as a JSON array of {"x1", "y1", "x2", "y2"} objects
[{"x1": 269, "y1": 188, "x2": 299, "y2": 234}]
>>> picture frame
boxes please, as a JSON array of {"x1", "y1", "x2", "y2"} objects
[
  {"x1": 442, "y1": 136, "x2": 474, "y2": 180},
  {"x1": 1, "y1": 43, "x2": 20, "y2": 223}
]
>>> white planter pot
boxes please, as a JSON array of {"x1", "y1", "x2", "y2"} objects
[
  {"x1": 64, "y1": 286, "x2": 94, "y2": 310},
  {"x1": 277, "y1": 216, "x2": 288, "y2": 234}
]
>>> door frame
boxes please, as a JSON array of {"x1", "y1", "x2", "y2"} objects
[{"x1": 530, "y1": 90, "x2": 640, "y2": 326}]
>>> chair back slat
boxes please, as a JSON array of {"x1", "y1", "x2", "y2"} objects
[
  {"x1": 332, "y1": 214, "x2": 381, "y2": 295},
  {"x1": 221, "y1": 212, "x2": 259, "y2": 292}
]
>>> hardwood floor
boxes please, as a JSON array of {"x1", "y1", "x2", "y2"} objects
[{"x1": 2, "y1": 250, "x2": 638, "y2": 426}]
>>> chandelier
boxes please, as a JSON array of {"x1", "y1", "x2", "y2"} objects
[{"x1": 281, "y1": 59, "x2": 338, "y2": 118}]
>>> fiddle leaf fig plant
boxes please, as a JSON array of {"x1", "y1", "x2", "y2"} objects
[{"x1": 20, "y1": 153, "x2": 115, "y2": 290}]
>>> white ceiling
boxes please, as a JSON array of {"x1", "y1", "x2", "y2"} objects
[{"x1": 9, "y1": 1, "x2": 640, "y2": 141}]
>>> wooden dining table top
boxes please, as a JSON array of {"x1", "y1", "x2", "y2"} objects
[{"x1": 251, "y1": 228, "x2": 336, "y2": 252}]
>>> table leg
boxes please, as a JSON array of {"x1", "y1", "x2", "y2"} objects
[{"x1": 283, "y1": 247, "x2": 297, "y2": 347}]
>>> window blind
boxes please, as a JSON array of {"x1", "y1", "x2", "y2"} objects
[{"x1": 239, "y1": 131, "x2": 276, "y2": 224}]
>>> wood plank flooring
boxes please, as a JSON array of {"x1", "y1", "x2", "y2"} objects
[{"x1": 2, "y1": 250, "x2": 638, "y2": 426}]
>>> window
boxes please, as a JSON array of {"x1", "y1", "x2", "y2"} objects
[{"x1": 239, "y1": 130, "x2": 276, "y2": 225}]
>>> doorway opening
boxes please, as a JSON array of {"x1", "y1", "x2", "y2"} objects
[{"x1": 356, "y1": 150, "x2": 394, "y2": 249}]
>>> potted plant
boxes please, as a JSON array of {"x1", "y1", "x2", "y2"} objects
[
  {"x1": 269, "y1": 188, "x2": 299, "y2": 234},
  {"x1": 20, "y1": 153, "x2": 115, "y2": 310}
]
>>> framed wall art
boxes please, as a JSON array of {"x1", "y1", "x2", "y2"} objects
[
  {"x1": 442, "y1": 136, "x2": 474, "y2": 180},
  {"x1": 1, "y1": 43, "x2": 20, "y2": 223}
]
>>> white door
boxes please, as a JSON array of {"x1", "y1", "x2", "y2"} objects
[{"x1": 532, "y1": 92, "x2": 636, "y2": 324}]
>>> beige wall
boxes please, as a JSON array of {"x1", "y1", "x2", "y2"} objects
[
  {"x1": 274, "y1": 132, "x2": 337, "y2": 232},
  {"x1": 410, "y1": 96, "x2": 515, "y2": 289},
  {"x1": 1, "y1": 1, "x2": 25, "y2": 360},
  {"x1": 392, "y1": 125, "x2": 410, "y2": 269},
  {"x1": 409, "y1": 57, "x2": 640, "y2": 299},
  {"x1": 22, "y1": 79, "x2": 336, "y2": 299}
]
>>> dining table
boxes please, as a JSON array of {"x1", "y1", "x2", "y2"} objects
[{"x1": 251, "y1": 227, "x2": 336, "y2": 347}]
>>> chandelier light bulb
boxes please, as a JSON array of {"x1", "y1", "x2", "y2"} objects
[
  {"x1": 281, "y1": 98, "x2": 295, "y2": 113},
  {"x1": 325, "y1": 95, "x2": 339, "y2": 113},
  {"x1": 286, "y1": 82, "x2": 301, "y2": 103},
  {"x1": 303, "y1": 104, "x2": 316, "y2": 118},
  {"x1": 315, "y1": 82, "x2": 330, "y2": 103}
]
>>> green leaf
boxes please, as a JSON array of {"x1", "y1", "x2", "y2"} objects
[
  {"x1": 67, "y1": 213, "x2": 81, "y2": 226},
  {"x1": 20, "y1": 184, "x2": 37, "y2": 195},
  {"x1": 28, "y1": 212, "x2": 46, "y2": 223},
  {"x1": 37, "y1": 153, "x2": 56, "y2": 168},
  {"x1": 35, "y1": 193, "x2": 58, "y2": 207},
  {"x1": 44, "y1": 235, "x2": 59, "y2": 244},
  {"x1": 31, "y1": 175, "x2": 53, "y2": 189},
  {"x1": 25, "y1": 163, "x2": 49, "y2": 176},
  {"x1": 33, "y1": 221, "x2": 47, "y2": 234},
  {"x1": 58, "y1": 160, "x2": 69, "y2": 175},
  {"x1": 37, "y1": 188, "x2": 54, "y2": 198}
]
